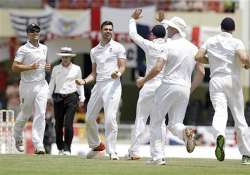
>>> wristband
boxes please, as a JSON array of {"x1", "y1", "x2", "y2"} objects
[{"x1": 116, "y1": 71, "x2": 122, "y2": 77}]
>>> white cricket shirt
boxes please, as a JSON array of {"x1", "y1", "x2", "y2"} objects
[
  {"x1": 201, "y1": 32, "x2": 245, "y2": 79},
  {"x1": 162, "y1": 34, "x2": 198, "y2": 88},
  {"x1": 14, "y1": 41, "x2": 47, "y2": 83},
  {"x1": 129, "y1": 18, "x2": 168, "y2": 81},
  {"x1": 49, "y1": 63, "x2": 85, "y2": 102},
  {"x1": 90, "y1": 39, "x2": 127, "y2": 82}
]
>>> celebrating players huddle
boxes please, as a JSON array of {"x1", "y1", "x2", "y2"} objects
[{"x1": 12, "y1": 9, "x2": 250, "y2": 165}]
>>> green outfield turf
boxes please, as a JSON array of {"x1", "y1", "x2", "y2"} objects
[{"x1": 0, "y1": 155, "x2": 249, "y2": 175}]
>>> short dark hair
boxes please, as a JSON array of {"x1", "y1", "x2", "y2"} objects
[
  {"x1": 101, "y1": 21, "x2": 113, "y2": 30},
  {"x1": 221, "y1": 17, "x2": 235, "y2": 32},
  {"x1": 151, "y1": 25, "x2": 166, "y2": 38}
]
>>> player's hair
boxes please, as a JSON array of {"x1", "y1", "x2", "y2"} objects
[
  {"x1": 221, "y1": 17, "x2": 235, "y2": 32},
  {"x1": 101, "y1": 21, "x2": 113, "y2": 30},
  {"x1": 151, "y1": 25, "x2": 166, "y2": 38}
]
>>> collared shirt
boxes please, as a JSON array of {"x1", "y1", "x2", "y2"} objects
[
  {"x1": 14, "y1": 41, "x2": 47, "y2": 83},
  {"x1": 129, "y1": 18, "x2": 168, "y2": 81},
  {"x1": 162, "y1": 33, "x2": 198, "y2": 88},
  {"x1": 90, "y1": 39, "x2": 127, "y2": 82},
  {"x1": 49, "y1": 63, "x2": 85, "y2": 102},
  {"x1": 201, "y1": 32, "x2": 245, "y2": 78}
]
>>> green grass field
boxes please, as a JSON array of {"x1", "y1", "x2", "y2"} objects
[{"x1": 0, "y1": 155, "x2": 250, "y2": 175}]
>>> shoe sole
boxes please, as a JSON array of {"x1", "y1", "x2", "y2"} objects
[
  {"x1": 35, "y1": 151, "x2": 45, "y2": 155},
  {"x1": 128, "y1": 156, "x2": 141, "y2": 160},
  {"x1": 185, "y1": 128, "x2": 196, "y2": 153},
  {"x1": 215, "y1": 135, "x2": 225, "y2": 161},
  {"x1": 241, "y1": 162, "x2": 250, "y2": 165}
]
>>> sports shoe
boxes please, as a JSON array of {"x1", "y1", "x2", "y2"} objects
[
  {"x1": 241, "y1": 155, "x2": 250, "y2": 165},
  {"x1": 58, "y1": 150, "x2": 64, "y2": 155},
  {"x1": 146, "y1": 158, "x2": 166, "y2": 165},
  {"x1": 35, "y1": 147, "x2": 45, "y2": 155},
  {"x1": 109, "y1": 153, "x2": 119, "y2": 160},
  {"x1": 184, "y1": 128, "x2": 196, "y2": 153},
  {"x1": 63, "y1": 151, "x2": 71, "y2": 156},
  {"x1": 215, "y1": 135, "x2": 225, "y2": 161},
  {"x1": 127, "y1": 152, "x2": 141, "y2": 160},
  {"x1": 86, "y1": 142, "x2": 105, "y2": 159},
  {"x1": 15, "y1": 140, "x2": 24, "y2": 152}
]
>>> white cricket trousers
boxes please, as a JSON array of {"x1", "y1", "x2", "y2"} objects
[
  {"x1": 86, "y1": 79, "x2": 121, "y2": 154},
  {"x1": 14, "y1": 80, "x2": 49, "y2": 149},
  {"x1": 128, "y1": 79, "x2": 166, "y2": 155},
  {"x1": 210, "y1": 75, "x2": 250, "y2": 156},
  {"x1": 150, "y1": 83, "x2": 190, "y2": 160}
]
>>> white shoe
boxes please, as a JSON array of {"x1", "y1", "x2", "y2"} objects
[
  {"x1": 126, "y1": 152, "x2": 141, "y2": 160},
  {"x1": 35, "y1": 147, "x2": 45, "y2": 155},
  {"x1": 146, "y1": 158, "x2": 166, "y2": 165},
  {"x1": 15, "y1": 140, "x2": 24, "y2": 152},
  {"x1": 109, "y1": 153, "x2": 119, "y2": 160},
  {"x1": 58, "y1": 150, "x2": 64, "y2": 155},
  {"x1": 184, "y1": 128, "x2": 196, "y2": 153},
  {"x1": 64, "y1": 151, "x2": 71, "y2": 156}
]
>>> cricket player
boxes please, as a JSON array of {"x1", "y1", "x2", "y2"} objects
[
  {"x1": 195, "y1": 17, "x2": 250, "y2": 164},
  {"x1": 127, "y1": 9, "x2": 168, "y2": 160},
  {"x1": 137, "y1": 16, "x2": 205, "y2": 165},
  {"x1": 76, "y1": 21, "x2": 127, "y2": 160},
  {"x1": 12, "y1": 23, "x2": 51, "y2": 154}
]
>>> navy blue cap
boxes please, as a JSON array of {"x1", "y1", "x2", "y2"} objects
[{"x1": 26, "y1": 23, "x2": 40, "y2": 33}]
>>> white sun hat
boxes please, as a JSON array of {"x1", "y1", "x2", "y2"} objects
[
  {"x1": 57, "y1": 47, "x2": 76, "y2": 57},
  {"x1": 165, "y1": 16, "x2": 187, "y2": 37}
]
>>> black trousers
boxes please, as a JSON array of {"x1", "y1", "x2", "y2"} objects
[{"x1": 53, "y1": 92, "x2": 78, "y2": 152}]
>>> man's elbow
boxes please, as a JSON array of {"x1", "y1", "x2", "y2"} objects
[{"x1": 11, "y1": 64, "x2": 18, "y2": 72}]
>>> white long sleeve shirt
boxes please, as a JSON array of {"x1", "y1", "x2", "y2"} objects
[
  {"x1": 49, "y1": 63, "x2": 85, "y2": 102},
  {"x1": 129, "y1": 18, "x2": 168, "y2": 81}
]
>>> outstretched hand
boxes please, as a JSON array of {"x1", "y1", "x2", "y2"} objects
[{"x1": 131, "y1": 8, "x2": 142, "y2": 20}]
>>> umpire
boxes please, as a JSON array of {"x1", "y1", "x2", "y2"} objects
[{"x1": 49, "y1": 47, "x2": 85, "y2": 155}]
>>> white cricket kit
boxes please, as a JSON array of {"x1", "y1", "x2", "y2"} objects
[
  {"x1": 14, "y1": 41, "x2": 49, "y2": 150},
  {"x1": 150, "y1": 34, "x2": 198, "y2": 160},
  {"x1": 128, "y1": 18, "x2": 168, "y2": 155},
  {"x1": 49, "y1": 63, "x2": 85, "y2": 102},
  {"x1": 202, "y1": 32, "x2": 250, "y2": 156},
  {"x1": 86, "y1": 39, "x2": 126, "y2": 154}
]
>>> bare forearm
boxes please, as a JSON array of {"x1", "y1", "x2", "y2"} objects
[
  {"x1": 190, "y1": 74, "x2": 204, "y2": 93},
  {"x1": 12, "y1": 64, "x2": 35, "y2": 73},
  {"x1": 84, "y1": 73, "x2": 96, "y2": 84}
]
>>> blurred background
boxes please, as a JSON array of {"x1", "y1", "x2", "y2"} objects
[{"x1": 0, "y1": 0, "x2": 250, "y2": 157}]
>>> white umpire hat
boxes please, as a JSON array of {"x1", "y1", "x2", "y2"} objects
[
  {"x1": 164, "y1": 17, "x2": 187, "y2": 37},
  {"x1": 57, "y1": 47, "x2": 76, "y2": 57}
]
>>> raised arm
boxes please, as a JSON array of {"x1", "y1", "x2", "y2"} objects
[{"x1": 129, "y1": 9, "x2": 151, "y2": 50}]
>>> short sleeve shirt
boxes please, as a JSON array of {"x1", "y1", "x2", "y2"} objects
[
  {"x1": 15, "y1": 41, "x2": 47, "y2": 83},
  {"x1": 201, "y1": 32, "x2": 245, "y2": 78},
  {"x1": 90, "y1": 39, "x2": 127, "y2": 82}
]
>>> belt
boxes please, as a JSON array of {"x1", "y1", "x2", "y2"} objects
[{"x1": 57, "y1": 92, "x2": 77, "y2": 98}]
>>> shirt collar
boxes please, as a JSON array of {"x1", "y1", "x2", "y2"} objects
[
  {"x1": 153, "y1": 38, "x2": 166, "y2": 43},
  {"x1": 97, "y1": 39, "x2": 113, "y2": 48},
  {"x1": 220, "y1": 32, "x2": 233, "y2": 38},
  {"x1": 27, "y1": 41, "x2": 40, "y2": 48},
  {"x1": 171, "y1": 33, "x2": 182, "y2": 40}
]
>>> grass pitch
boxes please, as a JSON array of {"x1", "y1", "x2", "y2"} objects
[{"x1": 0, "y1": 155, "x2": 249, "y2": 175}]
